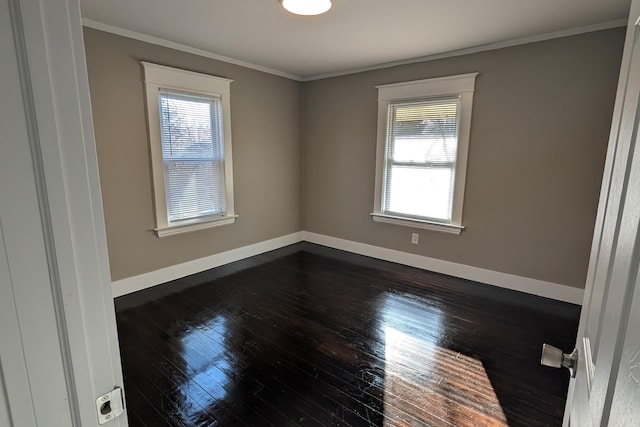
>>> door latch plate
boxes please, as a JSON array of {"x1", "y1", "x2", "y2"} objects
[{"x1": 96, "y1": 387, "x2": 125, "y2": 424}]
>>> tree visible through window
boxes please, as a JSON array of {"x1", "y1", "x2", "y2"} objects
[
  {"x1": 159, "y1": 91, "x2": 226, "y2": 222},
  {"x1": 142, "y1": 62, "x2": 235, "y2": 237}
]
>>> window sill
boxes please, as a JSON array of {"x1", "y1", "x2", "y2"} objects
[
  {"x1": 370, "y1": 213, "x2": 463, "y2": 235},
  {"x1": 154, "y1": 215, "x2": 238, "y2": 238}
]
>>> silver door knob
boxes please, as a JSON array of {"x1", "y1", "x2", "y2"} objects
[{"x1": 541, "y1": 344, "x2": 578, "y2": 378}]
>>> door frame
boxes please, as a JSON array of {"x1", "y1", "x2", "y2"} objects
[{"x1": 3, "y1": 0, "x2": 126, "y2": 425}]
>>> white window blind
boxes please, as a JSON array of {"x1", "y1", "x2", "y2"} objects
[
  {"x1": 383, "y1": 97, "x2": 461, "y2": 223},
  {"x1": 159, "y1": 90, "x2": 226, "y2": 223},
  {"x1": 143, "y1": 62, "x2": 235, "y2": 237},
  {"x1": 373, "y1": 73, "x2": 476, "y2": 234}
]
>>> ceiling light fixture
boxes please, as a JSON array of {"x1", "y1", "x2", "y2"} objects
[{"x1": 281, "y1": 0, "x2": 332, "y2": 16}]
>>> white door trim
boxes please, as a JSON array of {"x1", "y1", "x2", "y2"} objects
[
  {"x1": 3, "y1": 0, "x2": 127, "y2": 425},
  {"x1": 565, "y1": 1, "x2": 640, "y2": 424}
]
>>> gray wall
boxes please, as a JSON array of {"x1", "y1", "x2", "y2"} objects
[
  {"x1": 85, "y1": 27, "x2": 625, "y2": 289},
  {"x1": 84, "y1": 28, "x2": 303, "y2": 281},
  {"x1": 302, "y1": 28, "x2": 625, "y2": 289}
]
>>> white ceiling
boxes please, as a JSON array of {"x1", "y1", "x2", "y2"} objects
[{"x1": 80, "y1": 0, "x2": 630, "y2": 80}]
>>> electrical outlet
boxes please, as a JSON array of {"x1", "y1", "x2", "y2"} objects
[{"x1": 411, "y1": 233, "x2": 419, "y2": 244}]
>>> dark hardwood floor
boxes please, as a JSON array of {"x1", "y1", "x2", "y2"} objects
[{"x1": 114, "y1": 243, "x2": 580, "y2": 427}]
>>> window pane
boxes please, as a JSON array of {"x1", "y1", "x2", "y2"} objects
[
  {"x1": 385, "y1": 166, "x2": 453, "y2": 222},
  {"x1": 159, "y1": 90, "x2": 226, "y2": 223},
  {"x1": 393, "y1": 137, "x2": 457, "y2": 164},
  {"x1": 390, "y1": 99, "x2": 459, "y2": 164},
  {"x1": 164, "y1": 160, "x2": 225, "y2": 222},
  {"x1": 383, "y1": 97, "x2": 460, "y2": 223},
  {"x1": 159, "y1": 92, "x2": 223, "y2": 160}
]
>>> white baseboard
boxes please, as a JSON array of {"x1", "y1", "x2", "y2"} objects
[
  {"x1": 302, "y1": 231, "x2": 584, "y2": 305},
  {"x1": 112, "y1": 230, "x2": 584, "y2": 305},
  {"x1": 111, "y1": 232, "x2": 303, "y2": 297}
]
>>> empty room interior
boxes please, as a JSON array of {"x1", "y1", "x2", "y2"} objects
[
  {"x1": 82, "y1": 0, "x2": 627, "y2": 426},
  {"x1": 5, "y1": 0, "x2": 640, "y2": 426}
]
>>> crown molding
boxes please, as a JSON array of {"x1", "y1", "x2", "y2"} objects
[
  {"x1": 302, "y1": 19, "x2": 628, "y2": 81},
  {"x1": 81, "y1": 18, "x2": 301, "y2": 81},
  {"x1": 82, "y1": 17, "x2": 626, "y2": 83}
]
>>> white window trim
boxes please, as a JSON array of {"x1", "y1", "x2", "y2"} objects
[
  {"x1": 372, "y1": 73, "x2": 478, "y2": 235},
  {"x1": 141, "y1": 62, "x2": 236, "y2": 238}
]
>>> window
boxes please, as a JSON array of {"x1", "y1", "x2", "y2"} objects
[
  {"x1": 142, "y1": 62, "x2": 236, "y2": 237},
  {"x1": 372, "y1": 73, "x2": 478, "y2": 235}
]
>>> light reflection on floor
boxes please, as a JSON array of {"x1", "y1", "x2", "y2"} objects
[
  {"x1": 381, "y1": 293, "x2": 508, "y2": 426},
  {"x1": 172, "y1": 294, "x2": 509, "y2": 425},
  {"x1": 177, "y1": 315, "x2": 232, "y2": 421}
]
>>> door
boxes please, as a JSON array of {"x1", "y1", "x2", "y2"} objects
[
  {"x1": 0, "y1": 0, "x2": 127, "y2": 425},
  {"x1": 563, "y1": 1, "x2": 640, "y2": 425}
]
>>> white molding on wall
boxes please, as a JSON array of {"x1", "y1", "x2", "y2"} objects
[
  {"x1": 111, "y1": 232, "x2": 303, "y2": 297},
  {"x1": 302, "y1": 19, "x2": 627, "y2": 81},
  {"x1": 81, "y1": 19, "x2": 300, "y2": 81},
  {"x1": 302, "y1": 232, "x2": 584, "y2": 305},
  {"x1": 112, "y1": 230, "x2": 584, "y2": 304},
  {"x1": 82, "y1": 18, "x2": 626, "y2": 83}
]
